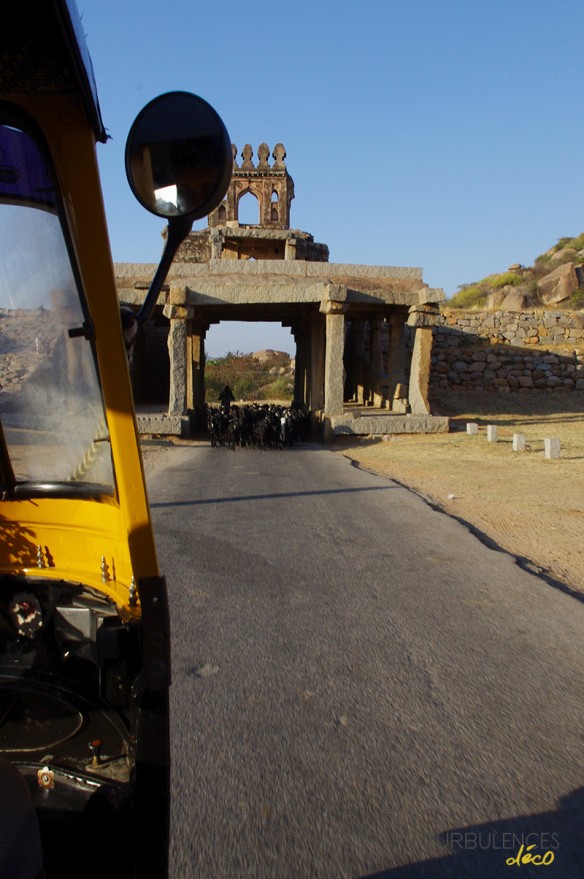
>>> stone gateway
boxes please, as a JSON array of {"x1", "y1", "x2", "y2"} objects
[{"x1": 115, "y1": 143, "x2": 448, "y2": 438}]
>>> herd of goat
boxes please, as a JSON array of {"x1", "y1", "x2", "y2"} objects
[{"x1": 207, "y1": 403, "x2": 311, "y2": 450}]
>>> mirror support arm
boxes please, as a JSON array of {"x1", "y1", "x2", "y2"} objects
[{"x1": 136, "y1": 216, "x2": 193, "y2": 325}]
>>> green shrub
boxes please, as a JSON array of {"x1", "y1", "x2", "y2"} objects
[
  {"x1": 543, "y1": 233, "x2": 584, "y2": 257},
  {"x1": 553, "y1": 233, "x2": 584, "y2": 252},
  {"x1": 448, "y1": 284, "x2": 488, "y2": 308},
  {"x1": 484, "y1": 271, "x2": 524, "y2": 289},
  {"x1": 257, "y1": 377, "x2": 294, "y2": 401},
  {"x1": 567, "y1": 290, "x2": 584, "y2": 309}
]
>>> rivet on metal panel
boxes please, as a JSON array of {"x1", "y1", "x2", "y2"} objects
[{"x1": 37, "y1": 768, "x2": 55, "y2": 789}]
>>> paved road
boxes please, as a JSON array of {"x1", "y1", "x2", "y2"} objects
[{"x1": 146, "y1": 442, "x2": 584, "y2": 879}]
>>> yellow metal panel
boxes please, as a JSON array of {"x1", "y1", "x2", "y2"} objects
[{"x1": 0, "y1": 94, "x2": 160, "y2": 611}]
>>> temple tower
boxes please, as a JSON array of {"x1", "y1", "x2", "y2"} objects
[{"x1": 209, "y1": 143, "x2": 294, "y2": 229}]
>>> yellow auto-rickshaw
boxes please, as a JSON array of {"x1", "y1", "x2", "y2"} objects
[{"x1": 0, "y1": 3, "x2": 231, "y2": 876}]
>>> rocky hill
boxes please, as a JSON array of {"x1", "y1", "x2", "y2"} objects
[{"x1": 450, "y1": 233, "x2": 584, "y2": 311}]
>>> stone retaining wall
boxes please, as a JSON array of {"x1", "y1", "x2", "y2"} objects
[
  {"x1": 431, "y1": 308, "x2": 584, "y2": 393},
  {"x1": 439, "y1": 307, "x2": 584, "y2": 347}
]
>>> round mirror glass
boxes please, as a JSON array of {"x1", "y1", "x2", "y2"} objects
[{"x1": 125, "y1": 91, "x2": 232, "y2": 220}]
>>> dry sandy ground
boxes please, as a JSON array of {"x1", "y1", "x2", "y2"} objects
[{"x1": 333, "y1": 391, "x2": 584, "y2": 596}]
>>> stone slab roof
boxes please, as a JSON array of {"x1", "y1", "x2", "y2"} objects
[{"x1": 115, "y1": 261, "x2": 444, "y2": 309}]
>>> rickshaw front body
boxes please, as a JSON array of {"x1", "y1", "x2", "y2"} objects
[{"x1": 0, "y1": 3, "x2": 170, "y2": 876}]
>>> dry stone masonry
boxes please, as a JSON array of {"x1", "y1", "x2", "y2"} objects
[{"x1": 431, "y1": 308, "x2": 584, "y2": 394}]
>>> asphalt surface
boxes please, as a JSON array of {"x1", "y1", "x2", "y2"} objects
[{"x1": 146, "y1": 441, "x2": 584, "y2": 879}]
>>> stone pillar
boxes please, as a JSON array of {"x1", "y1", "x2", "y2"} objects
[
  {"x1": 407, "y1": 304, "x2": 440, "y2": 416},
  {"x1": 343, "y1": 321, "x2": 356, "y2": 402},
  {"x1": 284, "y1": 238, "x2": 297, "y2": 260},
  {"x1": 320, "y1": 287, "x2": 348, "y2": 417},
  {"x1": 308, "y1": 313, "x2": 325, "y2": 411},
  {"x1": 209, "y1": 228, "x2": 225, "y2": 259},
  {"x1": 388, "y1": 313, "x2": 407, "y2": 410},
  {"x1": 361, "y1": 322, "x2": 373, "y2": 405},
  {"x1": 292, "y1": 323, "x2": 308, "y2": 405},
  {"x1": 189, "y1": 317, "x2": 208, "y2": 421},
  {"x1": 163, "y1": 301, "x2": 193, "y2": 416},
  {"x1": 351, "y1": 319, "x2": 367, "y2": 404},
  {"x1": 369, "y1": 317, "x2": 387, "y2": 408}
]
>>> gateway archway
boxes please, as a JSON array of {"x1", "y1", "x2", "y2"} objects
[{"x1": 116, "y1": 141, "x2": 448, "y2": 438}]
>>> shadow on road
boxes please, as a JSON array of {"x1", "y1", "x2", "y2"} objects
[
  {"x1": 150, "y1": 484, "x2": 397, "y2": 509},
  {"x1": 360, "y1": 787, "x2": 584, "y2": 879}
]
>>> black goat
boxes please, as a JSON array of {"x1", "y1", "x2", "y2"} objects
[{"x1": 206, "y1": 403, "x2": 310, "y2": 450}]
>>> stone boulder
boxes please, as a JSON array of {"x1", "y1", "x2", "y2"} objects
[
  {"x1": 253, "y1": 349, "x2": 287, "y2": 363},
  {"x1": 536, "y1": 262, "x2": 579, "y2": 305},
  {"x1": 549, "y1": 246, "x2": 578, "y2": 264},
  {"x1": 485, "y1": 285, "x2": 533, "y2": 311}
]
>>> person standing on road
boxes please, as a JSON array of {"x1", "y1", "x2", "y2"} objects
[{"x1": 219, "y1": 384, "x2": 235, "y2": 412}]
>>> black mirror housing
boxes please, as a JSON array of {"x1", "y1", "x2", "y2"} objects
[
  {"x1": 125, "y1": 91, "x2": 232, "y2": 221},
  {"x1": 125, "y1": 92, "x2": 232, "y2": 324}
]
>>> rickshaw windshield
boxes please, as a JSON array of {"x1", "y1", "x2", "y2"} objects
[{"x1": 0, "y1": 120, "x2": 114, "y2": 493}]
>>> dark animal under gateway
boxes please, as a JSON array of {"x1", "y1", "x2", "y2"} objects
[{"x1": 207, "y1": 403, "x2": 310, "y2": 450}]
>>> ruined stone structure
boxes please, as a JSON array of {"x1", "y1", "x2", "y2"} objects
[
  {"x1": 209, "y1": 142, "x2": 294, "y2": 230},
  {"x1": 116, "y1": 143, "x2": 448, "y2": 437}
]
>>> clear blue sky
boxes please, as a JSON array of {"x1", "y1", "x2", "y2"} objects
[{"x1": 80, "y1": 0, "x2": 584, "y2": 356}]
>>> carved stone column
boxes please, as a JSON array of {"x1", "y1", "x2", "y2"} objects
[
  {"x1": 163, "y1": 299, "x2": 194, "y2": 417},
  {"x1": 320, "y1": 286, "x2": 348, "y2": 417},
  {"x1": 407, "y1": 304, "x2": 440, "y2": 415}
]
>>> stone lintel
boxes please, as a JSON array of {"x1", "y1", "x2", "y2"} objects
[
  {"x1": 169, "y1": 285, "x2": 189, "y2": 305},
  {"x1": 418, "y1": 287, "x2": 446, "y2": 304},
  {"x1": 320, "y1": 284, "x2": 348, "y2": 315},
  {"x1": 323, "y1": 283, "x2": 348, "y2": 301},
  {"x1": 407, "y1": 303, "x2": 441, "y2": 327},
  {"x1": 118, "y1": 289, "x2": 145, "y2": 307},
  {"x1": 115, "y1": 261, "x2": 425, "y2": 281},
  {"x1": 320, "y1": 299, "x2": 348, "y2": 315},
  {"x1": 163, "y1": 304, "x2": 194, "y2": 321}
]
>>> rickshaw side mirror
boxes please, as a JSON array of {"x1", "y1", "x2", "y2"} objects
[{"x1": 125, "y1": 91, "x2": 232, "y2": 323}]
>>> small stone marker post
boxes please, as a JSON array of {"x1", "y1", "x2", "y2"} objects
[
  {"x1": 466, "y1": 423, "x2": 479, "y2": 435},
  {"x1": 512, "y1": 434, "x2": 526, "y2": 452},
  {"x1": 544, "y1": 438, "x2": 560, "y2": 459},
  {"x1": 487, "y1": 425, "x2": 498, "y2": 443}
]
